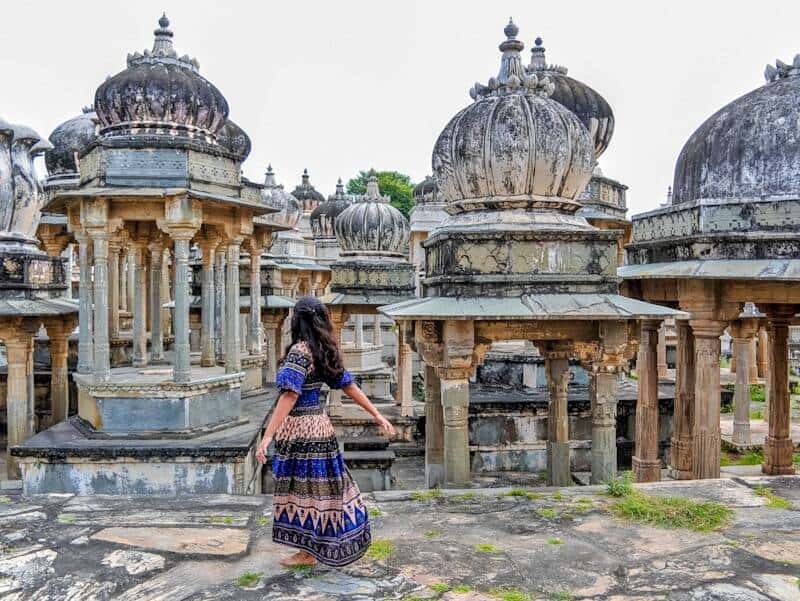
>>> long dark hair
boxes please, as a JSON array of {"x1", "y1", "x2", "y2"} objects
[{"x1": 285, "y1": 296, "x2": 345, "y2": 386}]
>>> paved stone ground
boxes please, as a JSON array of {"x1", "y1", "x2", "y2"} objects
[{"x1": 2, "y1": 477, "x2": 800, "y2": 600}]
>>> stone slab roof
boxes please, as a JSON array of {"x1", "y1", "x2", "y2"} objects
[
  {"x1": 323, "y1": 291, "x2": 416, "y2": 308},
  {"x1": 0, "y1": 297, "x2": 78, "y2": 317},
  {"x1": 618, "y1": 259, "x2": 800, "y2": 281}
]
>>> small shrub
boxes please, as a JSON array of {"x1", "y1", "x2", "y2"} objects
[
  {"x1": 366, "y1": 539, "x2": 394, "y2": 561},
  {"x1": 720, "y1": 453, "x2": 733, "y2": 467},
  {"x1": 208, "y1": 516, "x2": 234, "y2": 525},
  {"x1": 451, "y1": 492, "x2": 477, "y2": 502},
  {"x1": 525, "y1": 491, "x2": 543, "y2": 500},
  {"x1": 489, "y1": 588, "x2": 533, "y2": 601},
  {"x1": 750, "y1": 410, "x2": 764, "y2": 420},
  {"x1": 236, "y1": 571, "x2": 262, "y2": 587},
  {"x1": 739, "y1": 451, "x2": 764, "y2": 466},
  {"x1": 611, "y1": 492, "x2": 733, "y2": 532},
  {"x1": 504, "y1": 488, "x2": 528, "y2": 497},
  {"x1": 750, "y1": 384, "x2": 766, "y2": 403},
  {"x1": 286, "y1": 564, "x2": 313, "y2": 575},
  {"x1": 430, "y1": 582, "x2": 450, "y2": 594},
  {"x1": 411, "y1": 488, "x2": 442, "y2": 502},
  {"x1": 538, "y1": 508, "x2": 558, "y2": 519},
  {"x1": 605, "y1": 472, "x2": 634, "y2": 498},
  {"x1": 368, "y1": 507, "x2": 385, "y2": 517},
  {"x1": 552, "y1": 490, "x2": 564, "y2": 501},
  {"x1": 753, "y1": 485, "x2": 792, "y2": 509},
  {"x1": 424, "y1": 529, "x2": 441, "y2": 539},
  {"x1": 475, "y1": 543, "x2": 500, "y2": 554},
  {"x1": 453, "y1": 584, "x2": 472, "y2": 593},
  {"x1": 547, "y1": 537, "x2": 563, "y2": 545},
  {"x1": 255, "y1": 516, "x2": 270, "y2": 526},
  {"x1": 550, "y1": 592, "x2": 574, "y2": 601}
]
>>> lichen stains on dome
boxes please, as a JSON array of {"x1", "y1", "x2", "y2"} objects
[
  {"x1": 673, "y1": 55, "x2": 800, "y2": 204},
  {"x1": 94, "y1": 14, "x2": 229, "y2": 140},
  {"x1": 45, "y1": 106, "x2": 97, "y2": 175},
  {"x1": 525, "y1": 37, "x2": 614, "y2": 158},
  {"x1": 311, "y1": 178, "x2": 352, "y2": 239},
  {"x1": 335, "y1": 175, "x2": 410, "y2": 258},
  {"x1": 432, "y1": 20, "x2": 595, "y2": 207},
  {"x1": 216, "y1": 119, "x2": 251, "y2": 161},
  {"x1": 291, "y1": 169, "x2": 325, "y2": 211},
  {"x1": 261, "y1": 165, "x2": 301, "y2": 230}
]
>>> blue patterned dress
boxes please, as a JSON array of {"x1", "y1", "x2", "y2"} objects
[{"x1": 272, "y1": 342, "x2": 370, "y2": 566}]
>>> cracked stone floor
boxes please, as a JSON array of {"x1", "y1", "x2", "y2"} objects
[{"x1": 2, "y1": 476, "x2": 800, "y2": 600}]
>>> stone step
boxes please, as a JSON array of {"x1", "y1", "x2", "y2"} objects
[
  {"x1": 389, "y1": 442, "x2": 425, "y2": 457},
  {"x1": 341, "y1": 436, "x2": 390, "y2": 451},
  {"x1": 343, "y1": 449, "x2": 396, "y2": 468}
]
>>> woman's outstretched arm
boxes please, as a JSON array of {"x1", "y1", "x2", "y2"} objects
[
  {"x1": 255, "y1": 390, "x2": 299, "y2": 464},
  {"x1": 341, "y1": 382, "x2": 396, "y2": 437}
]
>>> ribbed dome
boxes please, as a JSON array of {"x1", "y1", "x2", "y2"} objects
[
  {"x1": 45, "y1": 107, "x2": 97, "y2": 175},
  {"x1": 672, "y1": 56, "x2": 800, "y2": 204},
  {"x1": 261, "y1": 165, "x2": 301, "y2": 229},
  {"x1": 216, "y1": 119, "x2": 251, "y2": 161},
  {"x1": 335, "y1": 176, "x2": 409, "y2": 258},
  {"x1": 525, "y1": 37, "x2": 614, "y2": 158},
  {"x1": 311, "y1": 178, "x2": 352, "y2": 239},
  {"x1": 291, "y1": 169, "x2": 325, "y2": 211},
  {"x1": 94, "y1": 14, "x2": 229, "y2": 140},
  {"x1": 413, "y1": 175, "x2": 438, "y2": 202},
  {"x1": 432, "y1": 21, "x2": 595, "y2": 210}
]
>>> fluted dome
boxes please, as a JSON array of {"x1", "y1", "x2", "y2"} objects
[
  {"x1": 94, "y1": 14, "x2": 229, "y2": 141},
  {"x1": 335, "y1": 176, "x2": 409, "y2": 258},
  {"x1": 672, "y1": 56, "x2": 800, "y2": 204},
  {"x1": 310, "y1": 178, "x2": 352, "y2": 239},
  {"x1": 432, "y1": 21, "x2": 595, "y2": 210},
  {"x1": 45, "y1": 107, "x2": 97, "y2": 175},
  {"x1": 291, "y1": 169, "x2": 325, "y2": 211},
  {"x1": 525, "y1": 37, "x2": 614, "y2": 158},
  {"x1": 261, "y1": 165, "x2": 301, "y2": 229},
  {"x1": 413, "y1": 175, "x2": 438, "y2": 203},
  {"x1": 216, "y1": 119, "x2": 251, "y2": 161}
]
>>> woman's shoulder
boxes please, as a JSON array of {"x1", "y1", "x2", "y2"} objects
[
  {"x1": 283, "y1": 341, "x2": 314, "y2": 373},
  {"x1": 289, "y1": 341, "x2": 312, "y2": 358}
]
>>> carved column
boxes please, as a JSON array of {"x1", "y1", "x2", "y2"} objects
[
  {"x1": 132, "y1": 245, "x2": 147, "y2": 367},
  {"x1": 75, "y1": 232, "x2": 93, "y2": 374},
  {"x1": 373, "y1": 315, "x2": 382, "y2": 347},
  {"x1": 690, "y1": 319, "x2": 727, "y2": 479},
  {"x1": 763, "y1": 309, "x2": 795, "y2": 475},
  {"x1": 670, "y1": 320, "x2": 695, "y2": 479},
  {"x1": 748, "y1": 337, "x2": 759, "y2": 384},
  {"x1": 126, "y1": 247, "x2": 135, "y2": 318},
  {"x1": 149, "y1": 240, "x2": 164, "y2": 362},
  {"x1": 214, "y1": 243, "x2": 226, "y2": 362},
  {"x1": 108, "y1": 241, "x2": 121, "y2": 338},
  {"x1": 172, "y1": 233, "x2": 193, "y2": 383},
  {"x1": 657, "y1": 322, "x2": 668, "y2": 379},
  {"x1": 5, "y1": 334, "x2": 32, "y2": 479},
  {"x1": 225, "y1": 239, "x2": 242, "y2": 374},
  {"x1": 757, "y1": 328, "x2": 769, "y2": 380},
  {"x1": 396, "y1": 324, "x2": 413, "y2": 418},
  {"x1": 441, "y1": 371, "x2": 470, "y2": 488},
  {"x1": 261, "y1": 314, "x2": 283, "y2": 384},
  {"x1": 354, "y1": 315, "x2": 364, "y2": 348},
  {"x1": 545, "y1": 346, "x2": 571, "y2": 487},
  {"x1": 327, "y1": 309, "x2": 346, "y2": 416},
  {"x1": 119, "y1": 250, "x2": 127, "y2": 314},
  {"x1": 590, "y1": 369, "x2": 619, "y2": 484},
  {"x1": 199, "y1": 239, "x2": 216, "y2": 367},
  {"x1": 48, "y1": 322, "x2": 71, "y2": 424},
  {"x1": 91, "y1": 231, "x2": 111, "y2": 382},
  {"x1": 633, "y1": 319, "x2": 661, "y2": 482},
  {"x1": 730, "y1": 320, "x2": 757, "y2": 445},
  {"x1": 161, "y1": 247, "x2": 172, "y2": 339},
  {"x1": 248, "y1": 246, "x2": 263, "y2": 355},
  {"x1": 424, "y1": 364, "x2": 444, "y2": 488}
]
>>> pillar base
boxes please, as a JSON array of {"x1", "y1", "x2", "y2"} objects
[
  {"x1": 425, "y1": 463, "x2": 444, "y2": 489},
  {"x1": 731, "y1": 423, "x2": 751, "y2": 445},
  {"x1": 669, "y1": 437, "x2": 693, "y2": 480},
  {"x1": 763, "y1": 436, "x2": 795, "y2": 475},
  {"x1": 547, "y1": 441, "x2": 571, "y2": 487},
  {"x1": 632, "y1": 456, "x2": 661, "y2": 482}
]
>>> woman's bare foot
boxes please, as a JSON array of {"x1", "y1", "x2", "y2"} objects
[{"x1": 280, "y1": 551, "x2": 318, "y2": 567}]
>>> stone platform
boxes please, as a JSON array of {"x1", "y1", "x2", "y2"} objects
[
  {"x1": 721, "y1": 415, "x2": 800, "y2": 452},
  {"x1": 2, "y1": 476, "x2": 800, "y2": 599}
]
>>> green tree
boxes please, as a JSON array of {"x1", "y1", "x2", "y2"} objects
[{"x1": 346, "y1": 170, "x2": 415, "y2": 219}]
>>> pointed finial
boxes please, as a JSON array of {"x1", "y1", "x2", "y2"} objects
[
  {"x1": 301, "y1": 169, "x2": 310, "y2": 185},
  {"x1": 264, "y1": 164, "x2": 276, "y2": 187},
  {"x1": 336, "y1": 178, "x2": 344, "y2": 192},
  {"x1": 504, "y1": 18, "x2": 518, "y2": 39},
  {"x1": 529, "y1": 35, "x2": 547, "y2": 71},
  {"x1": 366, "y1": 175, "x2": 380, "y2": 198},
  {"x1": 159, "y1": 13, "x2": 170, "y2": 28}
]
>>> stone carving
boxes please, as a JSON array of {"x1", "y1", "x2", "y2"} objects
[{"x1": 0, "y1": 119, "x2": 14, "y2": 232}]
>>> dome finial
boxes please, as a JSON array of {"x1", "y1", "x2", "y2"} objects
[
  {"x1": 152, "y1": 12, "x2": 175, "y2": 56},
  {"x1": 265, "y1": 164, "x2": 276, "y2": 187},
  {"x1": 159, "y1": 13, "x2": 170, "y2": 29},
  {"x1": 366, "y1": 174, "x2": 380, "y2": 198},
  {"x1": 336, "y1": 178, "x2": 344, "y2": 193},
  {"x1": 529, "y1": 36, "x2": 547, "y2": 71},
  {"x1": 504, "y1": 17, "x2": 519, "y2": 40}
]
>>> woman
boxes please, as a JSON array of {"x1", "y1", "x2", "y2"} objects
[{"x1": 256, "y1": 296, "x2": 396, "y2": 568}]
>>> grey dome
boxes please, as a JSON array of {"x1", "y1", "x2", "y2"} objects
[
  {"x1": 94, "y1": 14, "x2": 228, "y2": 140},
  {"x1": 291, "y1": 169, "x2": 325, "y2": 211},
  {"x1": 672, "y1": 56, "x2": 800, "y2": 204},
  {"x1": 413, "y1": 175, "x2": 439, "y2": 202},
  {"x1": 432, "y1": 21, "x2": 595, "y2": 207},
  {"x1": 45, "y1": 107, "x2": 97, "y2": 175},
  {"x1": 261, "y1": 165, "x2": 301, "y2": 229},
  {"x1": 335, "y1": 176, "x2": 409, "y2": 258},
  {"x1": 216, "y1": 119, "x2": 251, "y2": 161},
  {"x1": 310, "y1": 178, "x2": 352, "y2": 239},
  {"x1": 525, "y1": 37, "x2": 614, "y2": 158}
]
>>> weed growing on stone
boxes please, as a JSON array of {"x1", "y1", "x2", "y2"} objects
[
  {"x1": 451, "y1": 492, "x2": 477, "y2": 502},
  {"x1": 366, "y1": 539, "x2": 394, "y2": 561},
  {"x1": 794, "y1": 453, "x2": 800, "y2": 465},
  {"x1": 255, "y1": 516, "x2": 270, "y2": 526},
  {"x1": 285, "y1": 564, "x2": 313, "y2": 575},
  {"x1": 750, "y1": 409, "x2": 764, "y2": 420},
  {"x1": 552, "y1": 491, "x2": 564, "y2": 501},
  {"x1": 605, "y1": 472, "x2": 634, "y2": 498},
  {"x1": 489, "y1": 588, "x2": 533, "y2": 601},
  {"x1": 753, "y1": 485, "x2": 792, "y2": 509},
  {"x1": 0, "y1": 496, "x2": 10, "y2": 504},
  {"x1": 504, "y1": 488, "x2": 528, "y2": 497},
  {"x1": 538, "y1": 508, "x2": 558, "y2": 519},
  {"x1": 369, "y1": 507, "x2": 385, "y2": 517},
  {"x1": 611, "y1": 493, "x2": 733, "y2": 532},
  {"x1": 208, "y1": 516, "x2": 235, "y2": 525},
  {"x1": 430, "y1": 582, "x2": 450, "y2": 594},
  {"x1": 453, "y1": 584, "x2": 473, "y2": 593},
  {"x1": 525, "y1": 492, "x2": 543, "y2": 500},
  {"x1": 475, "y1": 543, "x2": 500, "y2": 554},
  {"x1": 739, "y1": 451, "x2": 764, "y2": 465},
  {"x1": 550, "y1": 592, "x2": 574, "y2": 601},
  {"x1": 423, "y1": 529, "x2": 441, "y2": 538},
  {"x1": 236, "y1": 571, "x2": 262, "y2": 587},
  {"x1": 411, "y1": 488, "x2": 442, "y2": 502},
  {"x1": 56, "y1": 515, "x2": 76, "y2": 524},
  {"x1": 547, "y1": 538, "x2": 563, "y2": 545}
]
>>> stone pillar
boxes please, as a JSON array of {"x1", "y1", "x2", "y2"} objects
[
  {"x1": 172, "y1": 234, "x2": 193, "y2": 383},
  {"x1": 354, "y1": 315, "x2": 364, "y2": 348},
  {"x1": 690, "y1": 319, "x2": 727, "y2": 479},
  {"x1": 545, "y1": 350, "x2": 571, "y2": 487},
  {"x1": 225, "y1": 239, "x2": 242, "y2": 374},
  {"x1": 328, "y1": 310, "x2": 345, "y2": 417},
  {"x1": 757, "y1": 328, "x2": 769, "y2": 380},
  {"x1": 633, "y1": 319, "x2": 661, "y2": 482},
  {"x1": 161, "y1": 248, "x2": 172, "y2": 339},
  {"x1": 26, "y1": 337, "x2": 34, "y2": 436},
  {"x1": 5, "y1": 335, "x2": 31, "y2": 479},
  {"x1": 76, "y1": 232, "x2": 93, "y2": 374},
  {"x1": 248, "y1": 247, "x2": 262, "y2": 355},
  {"x1": 396, "y1": 325, "x2": 414, "y2": 417},
  {"x1": 373, "y1": 315, "x2": 382, "y2": 347},
  {"x1": 119, "y1": 250, "x2": 127, "y2": 313},
  {"x1": 200, "y1": 241, "x2": 216, "y2": 367},
  {"x1": 657, "y1": 323, "x2": 668, "y2": 379},
  {"x1": 48, "y1": 325, "x2": 70, "y2": 424},
  {"x1": 749, "y1": 337, "x2": 759, "y2": 384},
  {"x1": 590, "y1": 370, "x2": 619, "y2": 484},
  {"x1": 763, "y1": 329, "x2": 771, "y2": 423},
  {"x1": 262, "y1": 316, "x2": 281, "y2": 383},
  {"x1": 730, "y1": 320, "x2": 756, "y2": 445},
  {"x1": 126, "y1": 247, "x2": 135, "y2": 317},
  {"x1": 670, "y1": 320, "x2": 695, "y2": 479},
  {"x1": 424, "y1": 364, "x2": 444, "y2": 488},
  {"x1": 149, "y1": 241, "x2": 164, "y2": 362},
  {"x1": 91, "y1": 232, "x2": 111, "y2": 382},
  {"x1": 108, "y1": 242, "x2": 121, "y2": 338},
  {"x1": 132, "y1": 246, "x2": 148, "y2": 368},
  {"x1": 441, "y1": 372, "x2": 470, "y2": 488},
  {"x1": 763, "y1": 310, "x2": 795, "y2": 475},
  {"x1": 214, "y1": 244, "x2": 226, "y2": 362}
]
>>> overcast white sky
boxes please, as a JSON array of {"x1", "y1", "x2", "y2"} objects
[{"x1": 1, "y1": 1, "x2": 798, "y2": 215}]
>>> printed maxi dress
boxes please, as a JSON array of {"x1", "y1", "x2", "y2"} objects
[{"x1": 272, "y1": 342, "x2": 371, "y2": 566}]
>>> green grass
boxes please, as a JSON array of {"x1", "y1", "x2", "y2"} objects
[
  {"x1": 753, "y1": 485, "x2": 792, "y2": 509},
  {"x1": 550, "y1": 592, "x2": 574, "y2": 601},
  {"x1": 721, "y1": 450, "x2": 764, "y2": 467},
  {"x1": 366, "y1": 539, "x2": 394, "y2": 561},
  {"x1": 628, "y1": 371, "x2": 639, "y2": 380},
  {"x1": 236, "y1": 571, "x2": 262, "y2": 587},
  {"x1": 525, "y1": 491, "x2": 543, "y2": 500},
  {"x1": 605, "y1": 472, "x2": 634, "y2": 498},
  {"x1": 750, "y1": 384, "x2": 766, "y2": 402},
  {"x1": 547, "y1": 537, "x2": 563, "y2": 545},
  {"x1": 451, "y1": 492, "x2": 477, "y2": 502},
  {"x1": 611, "y1": 492, "x2": 733, "y2": 532},
  {"x1": 552, "y1": 490, "x2": 564, "y2": 501},
  {"x1": 285, "y1": 564, "x2": 313, "y2": 575},
  {"x1": 453, "y1": 584, "x2": 473, "y2": 593},
  {"x1": 0, "y1": 496, "x2": 10, "y2": 504},
  {"x1": 475, "y1": 543, "x2": 500, "y2": 554},
  {"x1": 208, "y1": 516, "x2": 235, "y2": 525},
  {"x1": 56, "y1": 515, "x2": 76, "y2": 524},
  {"x1": 368, "y1": 507, "x2": 385, "y2": 517},
  {"x1": 430, "y1": 582, "x2": 451, "y2": 594},
  {"x1": 423, "y1": 529, "x2": 441, "y2": 539},
  {"x1": 793, "y1": 453, "x2": 800, "y2": 465},
  {"x1": 503, "y1": 488, "x2": 528, "y2": 497},
  {"x1": 489, "y1": 588, "x2": 533, "y2": 601},
  {"x1": 538, "y1": 508, "x2": 558, "y2": 519},
  {"x1": 255, "y1": 516, "x2": 270, "y2": 526},
  {"x1": 411, "y1": 488, "x2": 442, "y2": 502}
]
